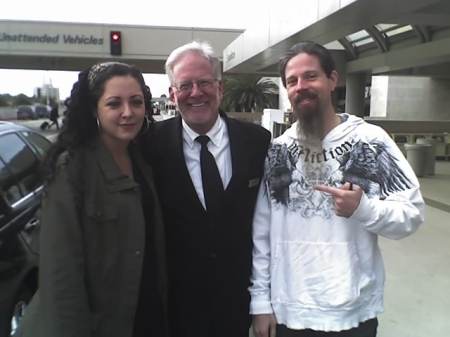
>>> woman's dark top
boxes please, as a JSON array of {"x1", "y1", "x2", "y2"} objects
[{"x1": 132, "y1": 158, "x2": 165, "y2": 337}]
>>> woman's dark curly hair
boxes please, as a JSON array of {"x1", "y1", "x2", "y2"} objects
[{"x1": 40, "y1": 62, "x2": 154, "y2": 183}]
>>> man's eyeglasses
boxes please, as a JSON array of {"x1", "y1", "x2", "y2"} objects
[{"x1": 173, "y1": 78, "x2": 218, "y2": 92}]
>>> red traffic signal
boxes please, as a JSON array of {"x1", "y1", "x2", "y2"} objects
[
  {"x1": 112, "y1": 33, "x2": 120, "y2": 41},
  {"x1": 110, "y1": 31, "x2": 122, "y2": 56}
]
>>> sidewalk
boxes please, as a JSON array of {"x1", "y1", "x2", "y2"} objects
[
  {"x1": 159, "y1": 112, "x2": 177, "y2": 120},
  {"x1": 14, "y1": 118, "x2": 61, "y2": 139},
  {"x1": 418, "y1": 161, "x2": 450, "y2": 210},
  {"x1": 378, "y1": 160, "x2": 450, "y2": 336}
]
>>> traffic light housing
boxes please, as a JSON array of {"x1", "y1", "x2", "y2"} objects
[{"x1": 110, "y1": 31, "x2": 122, "y2": 56}]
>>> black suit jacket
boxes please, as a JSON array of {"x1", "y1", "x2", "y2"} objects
[{"x1": 150, "y1": 112, "x2": 270, "y2": 337}]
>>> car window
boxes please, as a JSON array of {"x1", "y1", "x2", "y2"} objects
[
  {"x1": 0, "y1": 133, "x2": 42, "y2": 197},
  {"x1": 17, "y1": 106, "x2": 32, "y2": 113},
  {"x1": 21, "y1": 131, "x2": 52, "y2": 158},
  {"x1": 0, "y1": 158, "x2": 22, "y2": 206}
]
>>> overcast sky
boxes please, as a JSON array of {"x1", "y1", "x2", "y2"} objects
[{"x1": 0, "y1": 0, "x2": 269, "y2": 98}]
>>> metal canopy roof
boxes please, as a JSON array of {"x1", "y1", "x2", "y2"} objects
[
  {"x1": 223, "y1": 0, "x2": 450, "y2": 77},
  {"x1": 337, "y1": 23, "x2": 434, "y2": 60}
]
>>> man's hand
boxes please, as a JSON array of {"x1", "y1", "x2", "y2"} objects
[
  {"x1": 252, "y1": 314, "x2": 277, "y2": 337},
  {"x1": 314, "y1": 182, "x2": 363, "y2": 218}
]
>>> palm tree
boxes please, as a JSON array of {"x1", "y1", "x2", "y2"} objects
[{"x1": 220, "y1": 76, "x2": 279, "y2": 112}]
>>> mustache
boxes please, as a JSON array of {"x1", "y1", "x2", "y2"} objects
[{"x1": 294, "y1": 91, "x2": 318, "y2": 104}]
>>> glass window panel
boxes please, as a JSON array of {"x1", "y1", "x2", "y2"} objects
[
  {"x1": 0, "y1": 133, "x2": 41, "y2": 196},
  {"x1": 0, "y1": 158, "x2": 22, "y2": 206},
  {"x1": 376, "y1": 23, "x2": 398, "y2": 32},
  {"x1": 323, "y1": 41, "x2": 345, "y2": 50},
  {"x1": 353, "y1": 37, "x2": 374, "y2": 47},
  {"x1": 346, "y1": 30, "x2": 370, "y2": 41},
  {"x1": 385, "y1": 25, "x2": 413, "y2": 37},
  {"x1": 20, "y1": 131, "x2": 52, "y2": 158}
]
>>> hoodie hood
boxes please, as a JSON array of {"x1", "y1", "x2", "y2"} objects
[{"x1": 282, "y1": 113, "x2": 365, "y2": 143}]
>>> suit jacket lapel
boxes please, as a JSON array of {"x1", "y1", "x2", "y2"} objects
[
  {"x1": 163, "y1": 116, "x2": 206, "y2": 213},
  {"x1": 221, "y1": 112, "x2": 251, "y2": 193}
]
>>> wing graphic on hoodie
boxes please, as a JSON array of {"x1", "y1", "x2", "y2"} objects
[
  {"x1": 265, "y1": 142, "x2": 298, "y2": 206},
  {"x1": 337, "y1": 139, "x2": 412, "y2": 199}
]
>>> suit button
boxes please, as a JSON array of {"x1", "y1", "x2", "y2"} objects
[
  {"x1": 135, "y1": 251, "x2": 141, "y2": 257},
  {"x1": 210, "y1": 253, "x2": 217, "y2": 259},
  {"x1": 96, "y1": 211, "x2": 102, "y2": 217}
]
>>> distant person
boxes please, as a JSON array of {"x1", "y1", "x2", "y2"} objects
[
  {"x1": 47, "y1": 105, "x2": 59, "y2": 130},
  {"x1": 149, "y1": 41, "x2": 271, "y2": 337},
  {"x1": 15, "y1": 62, "x2": 169, "y2": 337}
]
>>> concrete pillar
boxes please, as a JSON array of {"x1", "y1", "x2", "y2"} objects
[
  {"x1": 380, "y1": 77, "x2": 450, "y2": 121},
  {"x1": 345, "y1": 73, "x2": 366, "y2": 117}
]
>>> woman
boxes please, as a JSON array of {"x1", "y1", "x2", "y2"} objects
[{"x1": 16, "y1": 62, "x2": 168, "y2": 337}]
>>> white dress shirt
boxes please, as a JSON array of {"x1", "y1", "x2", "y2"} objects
[{"x1": 182, "y1": 115, "x2": 232, "y2": 210}]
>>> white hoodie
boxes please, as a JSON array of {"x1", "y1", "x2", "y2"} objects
[{"x1": 250, "y1": 114, "x2": 425, "y2": 332}]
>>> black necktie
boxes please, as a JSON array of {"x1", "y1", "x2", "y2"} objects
[{"x1": 196, "y1": 135, "x2": 223, "y2": 212}]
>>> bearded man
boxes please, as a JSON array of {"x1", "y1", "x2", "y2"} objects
[{"x1": 249, "y1": 41, "x2": 425, "y2": 337}]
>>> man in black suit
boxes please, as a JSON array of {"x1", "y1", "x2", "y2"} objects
[{"x1": 150, "y1": 41, "x2": 271, "y2": 337}]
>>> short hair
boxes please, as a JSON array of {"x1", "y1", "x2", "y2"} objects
[
  {"x1": 279, "y1": 41, "x2": 336, "y2": 87},
  {"x1": 165, "y1": 41, "x2": 222, "y2": 84}
]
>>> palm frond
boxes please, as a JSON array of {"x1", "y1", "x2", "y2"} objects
[{"x1": 220, "y1": 76, "x2": 279, "y2": 112}]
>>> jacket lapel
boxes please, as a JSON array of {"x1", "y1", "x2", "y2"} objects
[
  {"x1": 221, "y1": 112, "x2": 251, "y2": 193},
  {"x1": 161, "y1": 116, "x2": 206, "y2": 213}
]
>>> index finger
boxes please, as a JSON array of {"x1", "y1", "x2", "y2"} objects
[{"x1": 314, "y1": 184, "x2": 341, "y2": 196}]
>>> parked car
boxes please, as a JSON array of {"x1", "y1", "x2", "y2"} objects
[
  {"x1": 16, "y1": 106, "x2": 37, "y2": 121},
  {"x1": 0, "y1": 122, "x2": 52, "y2": 337}
]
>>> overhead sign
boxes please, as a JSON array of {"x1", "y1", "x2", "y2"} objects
[
  {"x1": 0, "y1": 33, "x2": 104, "y2": 45},
  {"x1": 226, "y1": 51, "x2": 235, "y2": 62}
]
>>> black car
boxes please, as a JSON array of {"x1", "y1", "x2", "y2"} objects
[
  {"x1": 15, "y1": 107, "x2": 37, "y2": 121},
  {"x1": 0, "y1": 122, "x2": 52, "y2": 337}
]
